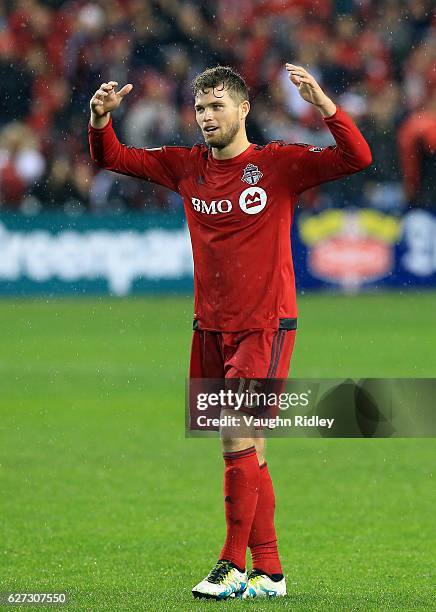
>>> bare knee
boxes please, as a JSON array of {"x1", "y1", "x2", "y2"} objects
[
  {"x1": 220, "y1": 437, "x2": 256, "y2": 454},
  {"x1": 220, "y1": 436, "x2": 266, "y2": 463},
  {"x1": 220, "y1": 409, "x2": 256, "y2": 454},
  {"x1": 254, "y1": 436, "x2": 266, "y2": 465}
]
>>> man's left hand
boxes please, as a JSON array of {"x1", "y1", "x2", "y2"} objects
[{"x1": 285, "y1": 63, "x2": 336, "y2": 117}]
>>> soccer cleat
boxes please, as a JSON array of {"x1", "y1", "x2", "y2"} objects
[
  {"x1": 192, "y1": 559, "x2": 247, "y2": 600},
  {"x1": 241, "y1": 569, "x2": 287, "y2": 598}
]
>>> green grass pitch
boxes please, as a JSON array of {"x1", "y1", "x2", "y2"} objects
[{"x1": 1, "y1": 292, "x2": 435, "y2": 611}]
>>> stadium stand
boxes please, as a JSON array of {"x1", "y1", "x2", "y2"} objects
[{"x1": 0, "y1": 0, "x2": 434, "y2": 213}]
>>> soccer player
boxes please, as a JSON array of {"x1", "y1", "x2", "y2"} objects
[{"x1": 89, "y1": 64, "x2": 371, "y2": 599}]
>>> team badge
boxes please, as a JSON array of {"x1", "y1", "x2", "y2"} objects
[
  {"x1": 241, "y1": 163, "x2": 263, "y2": 185},
  {"x1": 239, "y1": 186, "x2": 268, "y2": 215}
]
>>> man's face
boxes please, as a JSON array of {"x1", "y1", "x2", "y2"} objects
[{"x1": 195, "y1": 87, "x2": 243, "y2": 150}]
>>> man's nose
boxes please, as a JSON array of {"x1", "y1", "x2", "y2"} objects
[{"x1": 204, "y1": 108, "x2": 214, "y2": 121}]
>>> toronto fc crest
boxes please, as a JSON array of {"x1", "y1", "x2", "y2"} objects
[{"x1": 241, "y1": 163, "x2": 263, "y2": 185}]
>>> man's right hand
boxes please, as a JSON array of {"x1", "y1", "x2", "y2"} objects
[{"x1": 90, "y1": 81, "x2": 133, "y2": 128}]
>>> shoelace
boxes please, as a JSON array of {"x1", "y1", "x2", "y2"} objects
[{"x1": 207, "y1": 560, "x2": 234, "y2": 584}]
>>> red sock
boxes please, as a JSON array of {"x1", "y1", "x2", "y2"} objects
[
  {"x1": 219, "y1": 446, "x2": 260, "y2": 571},
  {"x1": 248, "y1": 462, "x2": 282, "y2": 575}
]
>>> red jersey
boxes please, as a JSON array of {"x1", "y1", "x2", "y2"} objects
[{"x1": 89, "y1": 107, "x2": 371, "y2": 331}]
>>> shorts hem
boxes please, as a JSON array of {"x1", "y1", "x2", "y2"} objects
[{"x1": 192, "y1": 317, "x2": 297, "y2": 332}]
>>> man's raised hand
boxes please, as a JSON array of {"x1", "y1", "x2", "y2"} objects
[
  {"x1": 285, "y1": 64, "x2": 336, "y2": 118},
  {"x1": 90, "y1": 81, "x2": 133, "y2": 127}
]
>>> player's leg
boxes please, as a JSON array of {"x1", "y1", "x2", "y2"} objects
[
  {"x1": 191, "y1": 330, "x2": 248, "y2": 599},
  {"x1": 213, "y1": 328, "x2": 282, "y2": 584},
  {"x1": 191, "y1": 325, "x2": 296, "y2": 599},
  {"x1": 243, "y1": 327, "x2": 297, "y2": 598},
  {"x1": 244, "y1": 436, "x2": 285, "y2": 597},
  {"x1": 217, "y1": 410, "x2": 259, "y2": 580},
  {"x1": 209, "y1": 329, "x2": 284, "y2": 596},
  {"x1": 254, "y1": 434, "x2": 265, "y2": 465}
]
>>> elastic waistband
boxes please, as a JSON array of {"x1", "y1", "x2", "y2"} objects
[{"x1": 192, "y1": 317, "x2": 297, "y2": 331}]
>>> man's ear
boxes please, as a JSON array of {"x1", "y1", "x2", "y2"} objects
[{"x1": 240, "y1": 100, "x2": 250, "y2": 121}]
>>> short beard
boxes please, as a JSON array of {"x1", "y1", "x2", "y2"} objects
[{"x1": 207, "y1": 120, "x2": 240, "y2": 150}]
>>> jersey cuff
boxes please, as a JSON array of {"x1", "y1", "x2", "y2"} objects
[
  {"x1": 88, "y1": 116, "x2": 113, "y2": 131},
  {"x1": 323, "y1": 105, "x2": 341, "y2": 122}
]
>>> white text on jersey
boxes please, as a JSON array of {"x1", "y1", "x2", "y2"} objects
[{"x1": 191, "y1": 198, "x2": 232, "y2": 214}]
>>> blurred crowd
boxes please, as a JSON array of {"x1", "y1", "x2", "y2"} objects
[{"x1": 0, "y1": 0, "x2": 435, "y2": 215}]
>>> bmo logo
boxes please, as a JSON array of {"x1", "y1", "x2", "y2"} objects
[
  {"x1": 191, "y1": 198, "x2": 232, "y2": 214},
  {"x1": 190, "y1": 187, "x2": 268, "y2": 216},
  {"x1": 239, "y1": 187, "x2": 267, "y2": 215}
]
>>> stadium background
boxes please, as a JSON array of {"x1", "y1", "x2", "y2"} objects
[{"x1": 1, "y1": 1, "x2": 435, "y2": 610}]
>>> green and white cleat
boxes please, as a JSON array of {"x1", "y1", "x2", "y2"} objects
[
  {"x1": 241, "y1": 569, "x2": 287, "y2": 598},
  {"x1": 192, "y1": 559, "x2": 246, "y2": 600}
]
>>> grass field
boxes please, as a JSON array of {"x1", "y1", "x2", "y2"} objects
[{"x1": 1, "y1": 292, "x2": 435, "y2": 611}]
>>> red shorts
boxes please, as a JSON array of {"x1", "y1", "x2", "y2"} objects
[{"x1": 189, "y1": 318, "x2": 297, "y2": 379}]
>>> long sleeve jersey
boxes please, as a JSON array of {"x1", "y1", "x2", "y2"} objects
[{"x1": 89, "y1": 107, "x2": 371, "y2": 331}]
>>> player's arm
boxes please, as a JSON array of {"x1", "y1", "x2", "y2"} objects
[
  {"x1": 280, "y1": 64, "x2": 372, "y2": 194},
  {"x1": 88, "y1": 81, "x2": 186, "y2": 191}
]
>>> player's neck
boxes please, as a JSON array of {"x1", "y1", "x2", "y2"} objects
[{"x1": 211, "y1": 133, "x2": 251, "y2": 161}]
